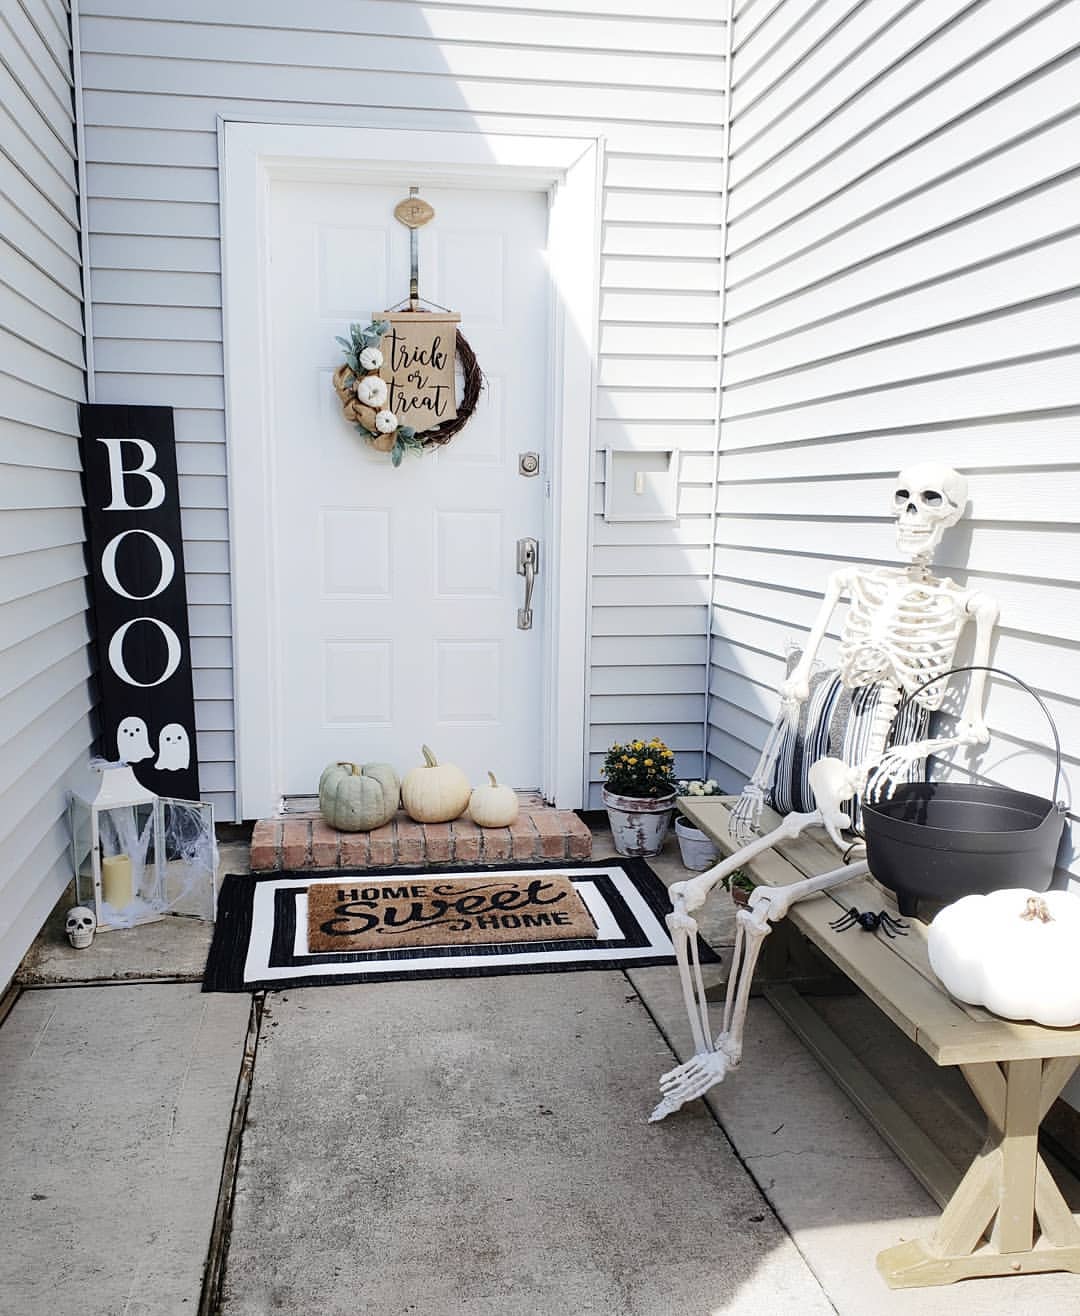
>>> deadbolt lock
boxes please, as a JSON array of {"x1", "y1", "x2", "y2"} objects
[{"x1": 519, "y1": 452, "x2": 540, "y2": 477}]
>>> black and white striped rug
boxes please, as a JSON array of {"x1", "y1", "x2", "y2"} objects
[{"x1": 203, "y1": 859, "x2": 717, "y2": 992}]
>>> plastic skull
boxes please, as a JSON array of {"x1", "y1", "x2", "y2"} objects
[
  {"x1": 65, "y1": 905, "x2": 96, "y2": 949},
  {"x1": 892, "y1": 463, "x2": 968, "y2": 560}
]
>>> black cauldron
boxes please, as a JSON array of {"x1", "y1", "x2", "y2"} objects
[{"x1": 861, "y1": 667, "x2": 1067, "y2": 917}]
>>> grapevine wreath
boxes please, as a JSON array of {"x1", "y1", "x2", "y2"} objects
[{"x1": 332, "y1": 316, "x2": 483, "y2": 467}]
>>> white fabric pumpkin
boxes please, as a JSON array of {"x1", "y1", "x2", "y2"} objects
[
  {"x1": 355, "y1": 375, "x2": 388, "y2": 407},
  {"x1": 468, "y1": 772, "x2": 519, "y2": 828},
  {"x1": 928, "y1": 888, "x2": 1080, "y2": 1028},
  {"x1": 375, "y1": 409, "x2": 399, "y2": 434},
  {"x1": 358, "y1": 346, "x2": 384, "y2": 371}
]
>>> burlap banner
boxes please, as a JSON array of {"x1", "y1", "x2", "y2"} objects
[{"x1": 376, "y1": 311, "x2": 460, "y2": 435}]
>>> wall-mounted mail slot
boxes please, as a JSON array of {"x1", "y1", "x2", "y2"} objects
[{"x1": 603, "y1": 448, "x2": 679, "y2": 522}]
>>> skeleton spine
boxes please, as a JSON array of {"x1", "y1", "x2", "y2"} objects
[{"x1": 864, "y1": 681, "x2": 902, "y2": 763}]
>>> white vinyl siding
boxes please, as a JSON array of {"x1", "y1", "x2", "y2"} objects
[
  {"x1": 708, "y1": 0, "x2": 1080, "y2": 875},
  {"x1": 0, "y1": 0, "x2": 91, "y2": 987},
  {"x1": 76, "y1": 0, "x2": 727, "y2": 816}
]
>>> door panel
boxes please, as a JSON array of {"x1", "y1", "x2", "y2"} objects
[{"x1": 267, "y1": 181, "x2": 549, "y2": 794}]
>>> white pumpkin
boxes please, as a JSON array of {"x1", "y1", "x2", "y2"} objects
[
  {"x1": 927, "y1": 888, "x2": 1080, "y2": 1028},
  {"x1": 401, "y1": 745, "x2": 471, "y2": 823},
  {"x1": 468, "y1": 771, "x2": 519, "y2": 828}
]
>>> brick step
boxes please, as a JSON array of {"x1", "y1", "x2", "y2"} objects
[{"x1": 250, "y1": 808, "x2": 592, "y2": 871}]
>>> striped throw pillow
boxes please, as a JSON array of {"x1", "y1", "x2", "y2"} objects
[{"x1": 767, "y1": 652, "x2": 928, "y2": 828}]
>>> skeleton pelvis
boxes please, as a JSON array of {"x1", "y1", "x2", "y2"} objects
[{"x1": 807, "y1": 757, "x2": 860, "y2": 809}]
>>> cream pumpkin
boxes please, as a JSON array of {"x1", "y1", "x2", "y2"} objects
[
  {"x1": 401, "y1": 745, "x2": 471, "y2": 823},
  {"x1": 468, "y1": 772, "x2": 519, "y2": 828},
  {"x1": 927, "y1": 888, "x2": 1080, "y2": 1028}
]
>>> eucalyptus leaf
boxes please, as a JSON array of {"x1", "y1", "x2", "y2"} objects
[
  {"x1": 372, "y1": 319, "x2": 390, "y2": 336},
  {"x1": 398, "y1": 424, "x2": 416, "y2": 441},
  {"x1": 345, "y1": 353, "x2": 359, "y2": 373},
  {"x1": 335, "y1": 336, "x2": 353, "y2": 351},
  {"x1": 390, "y1": 441, "x2": 404, "y2": 467}
]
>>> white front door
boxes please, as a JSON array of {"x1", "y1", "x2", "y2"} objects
[{"x1": 265, "y1": 180, "x2": 550, "y2": 796}]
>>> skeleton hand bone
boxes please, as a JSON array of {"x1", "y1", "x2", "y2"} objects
[
  {"x1": 865, "y1": 737, "x2": 968, "y2": 802},
  {"x1": 728, "y1": 782, "x2": 766, "y2": 843}
]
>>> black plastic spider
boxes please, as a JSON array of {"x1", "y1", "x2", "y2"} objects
[{"x1": 828, "y1": 907, "x2": 909, "y2": 939}]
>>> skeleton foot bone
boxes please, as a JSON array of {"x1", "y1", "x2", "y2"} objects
[{"x1": 650, "y1": 1050, "x2": 730, "y2": 1122}]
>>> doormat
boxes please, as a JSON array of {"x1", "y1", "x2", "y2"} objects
[
  {"x1": 305, "y1": 872, "x2": 597, "y2": 953},
  {"x1": 203, "y1": 859, "x2": 719, "y2": 992}
]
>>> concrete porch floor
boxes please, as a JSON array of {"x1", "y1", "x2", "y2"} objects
[{"x1": 7, "y1": 825, "x2": 1080, "y2": 1314}]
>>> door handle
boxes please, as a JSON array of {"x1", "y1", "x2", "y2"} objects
[{"x1": 516, "y1": 538, "x2": 539, "y2": 630}]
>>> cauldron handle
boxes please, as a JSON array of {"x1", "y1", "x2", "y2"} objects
[{"x1": 897, "y1": 665, "x2": 1063, "y2": 806}]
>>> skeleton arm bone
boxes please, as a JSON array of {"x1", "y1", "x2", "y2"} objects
[
  {"x1": 955, "y1": 592, "x2": 1000, "y2": 743},
  {"x1": 730, "y1": 567, "x2": 855, "y2": 842},
  {"x1": 782, "y1": 567, "x2": 855, "y2": 702}
]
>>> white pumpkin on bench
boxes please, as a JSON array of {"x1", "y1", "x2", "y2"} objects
[{"x1": 929, "y1": 889, "x2": 1080, "y2": 1028}]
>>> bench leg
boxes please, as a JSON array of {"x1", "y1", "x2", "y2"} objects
[{"x1": 877, "y1": 1057, "x2": 1080, "y2": 1288}]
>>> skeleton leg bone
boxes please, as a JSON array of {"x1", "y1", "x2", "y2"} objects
[{"x1": 652, "y1": 857, "x2": 869, "y2": 1121}]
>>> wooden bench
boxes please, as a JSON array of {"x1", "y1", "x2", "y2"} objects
[{"x1": 678, "y1": 795, "x2": 1080, "y2": 1290}]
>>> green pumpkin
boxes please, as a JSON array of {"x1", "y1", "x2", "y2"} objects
[{"x1": 318, "y1": 761, "x2": 400, "y2": 832}]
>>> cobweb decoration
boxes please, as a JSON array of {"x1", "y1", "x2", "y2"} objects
[{"x1": 98, "y1": 795, "x2": 218, "y2": 929}]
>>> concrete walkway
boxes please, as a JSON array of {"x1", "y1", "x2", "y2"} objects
[
  {"x1": 8, "y1": 829, "x2": 1080, "y2": 1313},
  {"x1": 0, "y1": 983, "x2": 250, "y2": 1316},
  {"x1": 220, "y1": 973, "x2": 832, "y2": 1315}
]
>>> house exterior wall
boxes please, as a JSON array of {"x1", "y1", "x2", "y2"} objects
[
  {"x1": 75, "y1": 0, "x2": 727, "y2": 818},
  {"x1": 708, "y1": 0, "x2": 1080, "y2": 874},
  {"x1": 0, "y1": 0, "x2": 93, "y2": 986}
]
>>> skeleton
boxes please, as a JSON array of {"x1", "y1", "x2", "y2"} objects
[
  {"x1": 65, "y1": 906, "x2": 97, "y2": 949},
  {"x1": 652, "y1": 464, "x2": 1000, "y2": 1121}
]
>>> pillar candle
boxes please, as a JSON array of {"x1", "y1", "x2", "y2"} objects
[{"x1": 101, "y1": 853, "x2": 134, "y2": 908}]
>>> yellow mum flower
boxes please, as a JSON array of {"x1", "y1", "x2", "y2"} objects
[
  {"x1": 628, "y1": 757, "x2": 637, "y2": 765},
  {"x1": 644, "y1": 758, "x2": 654, "y2": 766}
]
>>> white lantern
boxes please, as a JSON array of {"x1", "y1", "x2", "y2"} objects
[{"x1": 68, "y1": 762, "x2": 217, "y2": 932}]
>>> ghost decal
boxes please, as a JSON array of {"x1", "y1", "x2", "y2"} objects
[
  {"x1": 117, "y1": 715, "x2": 154, "y2": 763},
  {"x1": 155, "y1": 723, "x2": 191, "y2": 771}
]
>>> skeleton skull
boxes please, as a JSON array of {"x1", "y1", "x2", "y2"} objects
[
  {"x1": 65, "y1": 905, "x2": 96, "y2": 949},
  {"x1": 892, "y1": 463, "x2": 968, "y2": 560}
]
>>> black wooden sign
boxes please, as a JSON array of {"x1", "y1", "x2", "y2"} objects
[{"x1": 79, "y1": 404, "x2": 200, "y2": 801}]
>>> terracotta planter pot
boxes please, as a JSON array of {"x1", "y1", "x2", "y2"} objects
[{"x1": 602, "y1": 787, "x2": 677, "y2": 858}]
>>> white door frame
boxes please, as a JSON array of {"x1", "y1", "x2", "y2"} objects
[{"x1": 219, "y1": 120, "x2": 601, "y2": 818}]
